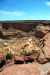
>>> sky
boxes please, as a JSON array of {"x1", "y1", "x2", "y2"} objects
[{"x1": 0, "y1": 0, "x2": 50, "y2": 20}]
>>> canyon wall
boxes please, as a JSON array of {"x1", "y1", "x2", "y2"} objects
[
  {"x1": 0, "y1": 20, "x2": 50, "y2": 32},
  {"x1": 2, "y1": 22, "x2": 37, "y2": 31}
]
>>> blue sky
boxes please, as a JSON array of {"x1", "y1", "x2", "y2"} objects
[{"x1": 0, "y1": 0, "x2": 50, "y2": 20}]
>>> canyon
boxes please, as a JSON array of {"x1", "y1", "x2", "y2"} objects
[{"x1": 0, "y1": 20, "x2": 50, "y2": 75}]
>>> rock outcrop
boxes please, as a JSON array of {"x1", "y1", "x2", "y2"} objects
[
  {"x1": 0, "y1": 63, "x2": 40, "y2": 75},
  {"x1": 34, "y1": 25, "x2": 50, "y2": 38},
  {"x1": 42, "y1": 33, "x2": 50, "y2": 59},
  {"x1": 0, "y1": 24, "x2": 50, "y2": 75},
  {"x1": 38, "y1": 33, "x2": 50, "y2": 63},
  {"x1": 36, "y1": 25, "x2": 50, "y2": 35}
]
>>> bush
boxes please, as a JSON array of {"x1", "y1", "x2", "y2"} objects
[{"x1": 6, "y1": 52, "x2": 13, "y2": 59}]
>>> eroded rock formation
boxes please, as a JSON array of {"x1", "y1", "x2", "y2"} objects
[{"x1": 0, "y1": 22, "x2": 50, "y2": 75}]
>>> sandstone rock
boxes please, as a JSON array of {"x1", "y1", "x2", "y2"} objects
[
  {"x1": 44, "y1": 32, "x2": 50, "y2": 40},
  {"x1": 34, "y1": 31, "x2": 45, "y2": 38},
  {"x1": 34, "y1": 25, "x2": 50, "y2": 38},
  {"x1": 6, "y1": 60, "x2": 12, "y2": 64},
  {"x1": 36, "y1": 25, "x2": 50, "y2": 35},
  {"x1": 43, "y1": 46, "x2": 50, "y2": 59},
  {"x1": 40, "y1": 62, "x2": 50, "y2": 75},
  {"x1": 24, "y1": 56, "x2": 34, "y2": 63},
  {"x1": 6, "y1": 59, "x2": 14, "y2": 65},
  {"x1": 38, "y1": 51, "x2": 47, "y2": 64},
  {"x1": 14, "y1": 55, "x2": 24, "y2": 62},
  {"x1": 31, "y1": 51, "x2": 40, "y2": 61},
  {"x1": 42, "y1": 33, "x2": 50, "y2": 59},
  {"x1": 24, "y1": 51, "x2": 40, "y2": 62},
  {"x1": 0, "y1": 63, "x2": 40, "y2": 75},
  {"x1": 45, "y1": 70, "x2": 50, "y2": 75},
  {"x1": 0, "y1": 51, "x2": 6, "y2": 62},
  {"x1": 0, "y1": 53, "x2": 4, "y2": 64}
]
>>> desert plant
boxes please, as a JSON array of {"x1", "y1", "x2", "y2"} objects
[{"x1": 6, "y1": 52, "x2": 13, "y2": 59}]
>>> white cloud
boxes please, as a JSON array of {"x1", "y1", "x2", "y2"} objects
[
  {"x1": 0, "y1": 11, "x2": 24, "y2": 16},
  {"x1": 45, "y1": 1, "x2": 50, "y2": 6}
]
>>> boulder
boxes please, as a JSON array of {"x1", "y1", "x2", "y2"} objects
[
  {"x1": 38, "y1": 51, "x2": 47, "y2": 64},
  {"x1": 14, "y1": 55, "x2": 24, "y2": 63}
]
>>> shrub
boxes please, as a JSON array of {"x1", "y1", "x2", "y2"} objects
[{"x1": 6, "y1": 52, "x2": 13, "y2": 59}]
